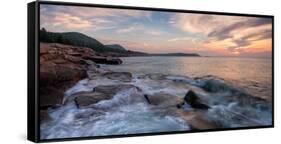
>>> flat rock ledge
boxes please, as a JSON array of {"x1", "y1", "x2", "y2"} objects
[
  {"x1": 102, "y1": 72, "x2": 132, "y2": 82},
  {"x1": 39, "y1": 43, "x2": 122, "y2": 122},
  {"x1": 74, "y1": 84, "x2": 140, "y2": 108}
]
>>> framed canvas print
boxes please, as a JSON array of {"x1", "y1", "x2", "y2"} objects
[{"x1": 28, "y1": 0, "x2": 274, "y2": 142}]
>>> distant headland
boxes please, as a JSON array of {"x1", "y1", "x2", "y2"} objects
[{"x1": 40, "y1": 28, "x2": 201, "y2": 57}]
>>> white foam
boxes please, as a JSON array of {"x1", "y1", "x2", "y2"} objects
[
  {"x1": 41, "y1": 71, "x2": 272, "y2": 139},
  {"x1": 133, "y1": 76, "x2": 187, "y2": 96},
  {"x1": 64, "y1": 79, "x2": 93, "y2": 96},
  {"x1": 41, "y1": 102, "x2": 190, "y2": 139},
  {"x1": 206, "y1": 102, "x2": 272, "y2": 127},
  {"x1": 41, "y1": 76, "x2": 190, "y2": 139}
]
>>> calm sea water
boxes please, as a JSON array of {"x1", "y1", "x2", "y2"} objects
[{"x1": 108, "y1": 56, "x2": 273, "y2": 101}]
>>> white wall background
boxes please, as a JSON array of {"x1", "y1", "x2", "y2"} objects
[{"x1": 0, "y1": 0, "x2": 279, "y2": 143}]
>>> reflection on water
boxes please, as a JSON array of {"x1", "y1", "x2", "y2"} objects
[{"x1": 107, "y1": 56, "x2": 272, "y2": 101}]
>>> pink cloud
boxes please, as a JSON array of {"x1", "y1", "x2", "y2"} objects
[
  {"x1": 61, "y1": 6, "x2": 152, "y2": 19},
  {"x1": 53, "y1": 13, "x2": 92, "y2": 29},
  {"x1": 173, "y1": 13, "x2": 248, "y2": 34}
]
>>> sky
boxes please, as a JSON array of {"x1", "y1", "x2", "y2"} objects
[{"x1": 40, "y1": 4, "x2": 272, "y2": 57}]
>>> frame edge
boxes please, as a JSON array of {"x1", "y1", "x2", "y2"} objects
[{"x1": 28, "y1": 1, "x2": 39, "y2": 142}]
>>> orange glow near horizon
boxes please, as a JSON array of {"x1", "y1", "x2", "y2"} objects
[{"x1": 40, "y1": 4, "x2": 273, "y2": 57}]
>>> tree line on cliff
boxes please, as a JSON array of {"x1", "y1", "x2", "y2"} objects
[{"x1": 40, "y1": 28, "x2": 200, "y2": 57}]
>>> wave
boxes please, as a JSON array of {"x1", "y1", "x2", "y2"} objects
[
  {"x1": 41, "y1": 72, "x2": 272, "y2": 139},
  {"x1": 41, "y1": 76, "x2": 190, "y2": 139},
  {"x1": 167, "y1": 74, "x2": 272, "y2": 127}
]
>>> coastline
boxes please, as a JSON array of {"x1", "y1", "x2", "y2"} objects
[{"x1": 40, "y1": 43, "x2": 272, "y2": 139}]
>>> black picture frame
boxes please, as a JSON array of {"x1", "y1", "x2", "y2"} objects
[{"x1": 28, "y1": 0, "x2": 274, "y2": 142}]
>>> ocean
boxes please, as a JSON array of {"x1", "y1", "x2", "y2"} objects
[
  {"x1": 41, "y1": 56, "x2": 273, "y2": 139},
  {"x1": 108, "y1": 56, "x2": 273, "y2": 101}
]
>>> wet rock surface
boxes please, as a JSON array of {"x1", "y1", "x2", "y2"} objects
[
  {"x1": 176, "y1": 109, "x2": 221, "y2": 130},
  {"x1": 83, "y1": 56, "x2": 122, "y2": 65},
  {"x1": 74, "y1": 84, "x2": 140, "y2": 108},
  {"x1": 39, "y1": 43, "x2": 122, "y2": 122},
  {"x1": 40, "y1": 86, "x2": 64, "y2": 108},
  {"x1": 40, "y1": 43, "x2": 93, "y2": 109},
  {"x1": 94, "y1": 84, "x2": 138, "y2": 94},
  {"x1": 40, "y1": 110, "x2": 52, "y2": 123},
  {"x1": 74, "y1": 92, "x2": 114, "y2": 108},
  {"x1": 102, "y1": 72, "x2": 132, "y2": 82},
  {"x1": 40, "y1": 45, "x2": 272, "y2": 138},
  {"x1": 144, "y1": 93, "x2": 184, "y2": 107},
  {"x1": 184, "y1": 90, "x2": 210, "y2": 109}
]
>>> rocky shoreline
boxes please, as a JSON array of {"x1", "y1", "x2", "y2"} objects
[
  {"x1": 40, "y1": 43, "x2": 271, "y2": 138},
  {"x1": 40, "y1": 43, "x2": 123, "y2": 122}
]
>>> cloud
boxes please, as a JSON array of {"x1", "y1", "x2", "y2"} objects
[
  {"x1": 117, "y1": 26, "x2": 139, "y2": 33},
  {"x1": 173, "y1": 13, "x2": 246, "y2": 35},
  {"x1": 67, "y1": 6, "x2": 152, "y2": 19},
  {"x1": 40, "y1": 4, "x2": 152, "y2": 32},
  {"x1": 226, "y1": 28, "x2": 272, "y2": 51},
  {"x1": 99, "y1": 38, "x2": 162, "y2": 53},
  {"x1": 53, "y1": 13, "x2": 92, "y2": 29},
  {"x1": 173, "y1": 13, "x2": 272, "y2": 55},
  {"x1": 221, "y1": 21, "x2": 271, "y2": 52},
  {"x1": 116, "y1": 24, "x2": 164, "y2": 37},
  {"x1": 41, "y1": 6, "x2": 95, "y2": 31},
  {"x1": 227, "y1": 38, "x2": 250, "y2": 52},
  {"x1": 145, "y1": 30, "x2": 162, "y2": 36},
  {"x1": 116, "y1": 24, "x2": 146, "y2": 34},
  {"x1": 40, "y1": 4, "x2": 272, "y2": 57},
  {"x1": 208, "y1": 18, "x2": 272, "y2": 40},
  {"x1": 239, "y1": 28, "x2": 272, "y2": 41},
  {"x1": 168, "y1": 37, "x2": 195, "y2": 42}
]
